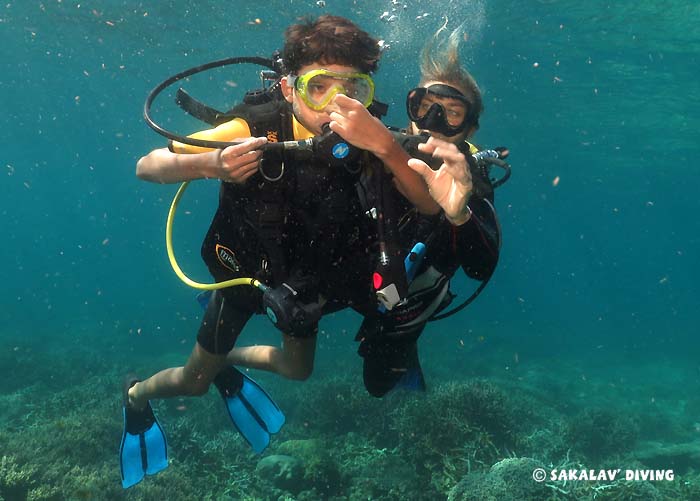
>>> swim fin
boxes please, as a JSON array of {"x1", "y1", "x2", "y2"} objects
[
  {"x1": 213, "y1": 366, "x2": 285, "y2": 454},
  {"x1": 119, "y1": 378, "x2": 169, "y2": 489},
  {"x1": 196, "y1": 289, "x2": 213, "y2": 310},
  {"x1": 391, "y1": 343, "x2": 426, "y2": 393},
  {"x1": 393, "y1": 365, "x2": 427, "y2": 392}
]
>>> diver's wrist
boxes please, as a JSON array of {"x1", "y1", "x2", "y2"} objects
[
  {"x1": 446, "y1": 204, "x2": 473, "y2": 226},
  {"x1": 370, "y1": 128, "x2": 398, "y2": 159},
  {"x1": 201, "y1": 150, "x2": 223, "y2": 179}
]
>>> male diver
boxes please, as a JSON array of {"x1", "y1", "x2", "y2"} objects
[{"x1": 120, "y1": 15, "x2": 443, "y2": 488}]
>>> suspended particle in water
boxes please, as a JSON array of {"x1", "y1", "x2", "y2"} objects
[
  {"x1": 316, "y1": 0, "x2": 326, "y2": 7},
  {"x1": 552, "y1": 176, "x2": 560, "y2": 187}
]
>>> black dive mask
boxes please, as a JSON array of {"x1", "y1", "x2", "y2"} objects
[{"x1": 406, "y1": 84, "x2": 470, "y2": 137}]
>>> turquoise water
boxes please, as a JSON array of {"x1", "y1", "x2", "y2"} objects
[{"x1": 2, "y1": 1, "x2": 700, "y2": 499}]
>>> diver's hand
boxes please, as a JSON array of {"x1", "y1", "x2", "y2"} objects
[
  {"x1": 327, "y1": 94, "x2": 440, "y2": 215},
  {"x1": 326, "y1": 94, "x2": 395, "y2": 157},
  {"x1": 217, "y1": 137, "x2": 267, "y2": 183},
  {"x1": 407, "y1": 137, "x2": 473, "y2": 225}
]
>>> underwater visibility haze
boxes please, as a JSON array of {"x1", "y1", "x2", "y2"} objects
[{"x1": 1, "y1": 0, "x2": 700, "y2": 499}]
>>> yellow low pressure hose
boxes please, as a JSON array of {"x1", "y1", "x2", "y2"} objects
[{"x1": 165, "y1": 181, "x2": 267, "y2": 292}]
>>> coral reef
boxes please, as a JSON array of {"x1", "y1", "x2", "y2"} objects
[
  {"x1": 255, "y1": 455, "x2": 305, "y2": 493},
  {"x1": 275, "y1": 438, "x2": 342, "y2": 496},
  {"x1": 566, "y1": 408, "x2": 640, "y2": 461},
  {"x1": 2, "y1": 344, "x2": 699, "y2": 500},
  {"x1": 0, "y1": 455, "x2": 37, "y2": 500},
  {"x1": 447, "y1": 457, "x2": 549, "y2": 501}
]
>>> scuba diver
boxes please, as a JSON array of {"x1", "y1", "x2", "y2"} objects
[
  {"x1": 355, "y1": 24, "x2": 506, "y2": 396},
  {"x1": 223, "y1": 23, "x2": 508, "y2": 396},
  {"x1": 120, "y1": 15, "x2": 444, "y2": 489}
]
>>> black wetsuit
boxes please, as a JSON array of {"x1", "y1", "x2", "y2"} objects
[
  {"x1": 355, "y1": 140, "x2": 501, "y2": 397},
  {"x1": 195, "y1": 98, "x2": 376, "y2": 354},
  {"x1": 192, "y1": 97, "x2": 500, "y2": 398}
]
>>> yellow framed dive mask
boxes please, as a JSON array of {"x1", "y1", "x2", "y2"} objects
[{"x1": 288, "y1": 69, "x2": 375, "y2": 111}]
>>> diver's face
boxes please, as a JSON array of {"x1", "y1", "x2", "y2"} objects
[
  {"x1": 409, "y1": 80, "x2": 473, "y2": 143},
  {"x1": 282, "y1": 62, "x2": 361, "y2": 136}
]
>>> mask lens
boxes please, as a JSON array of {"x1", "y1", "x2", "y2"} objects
[
  {"x1": 342, "y1": 77, "x2": 373, "y2": 105},
  {"x1": 296, "y1": 70, "x2": 374, "y2": 110},
  {"x1": 406, "y1": 88, "x2": 428, "y2": 121},
  {"x1": 406, "y1": 85, "x2": 469, "y2": 136}
]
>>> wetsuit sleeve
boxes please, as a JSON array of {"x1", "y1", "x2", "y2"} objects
[
  {"x1": 454, "y1": 194, "x2": 500, "y2": 280},
  {"x1": 168, "y1": 118, "x2": 252, "y2": 154}
]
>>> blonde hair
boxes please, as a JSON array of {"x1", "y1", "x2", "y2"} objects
[{"x1": 419, "y1": 22, "x2": 483, "y2": 129}]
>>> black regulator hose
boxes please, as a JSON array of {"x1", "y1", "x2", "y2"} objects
[
  {"x1": 143, "y1": 56, "x2": 362, "y2": 161},
  {"x1": 142, "y1": 56, "x2": 305, "y2": 151}
]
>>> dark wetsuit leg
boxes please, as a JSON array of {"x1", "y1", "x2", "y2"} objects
[
  {"x1": 357, "y1": 267, "x2": 450, "y2": 397},
  {"x1": 196, "y1": 289, "x2": 255, "y2": 355},
  {"x1": 360, "y1": 329, "x2": 424, "y2": 397}
]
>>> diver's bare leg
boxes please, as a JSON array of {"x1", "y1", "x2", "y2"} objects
[
  {"x1": 226, "y1": 334, "x2": 316, "y2": 381},
  {"x1": 128, "y1": 342, "x2": 228, "y2": 410}
]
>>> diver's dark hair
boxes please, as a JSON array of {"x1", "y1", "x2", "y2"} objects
[
  {"x1": 420, "y1": 23, "x2": 483, "y2": 130},
  {"x1": 282, "y1": 15, "x2": 380, "y2": 74}
]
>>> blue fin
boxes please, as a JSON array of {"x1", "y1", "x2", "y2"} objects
[
  {"x1": 196, "y1": 290, "x2": 214, "y2": 310},
  {"x1": 214, "y1": 366, "x2": 285, "y2": 454},
  {"x1": 120, "y1": 379, "x2": 168, "y2": 489},
  {"x1": 393, "y1": 366, "x2": 427, "y2": 393}
]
